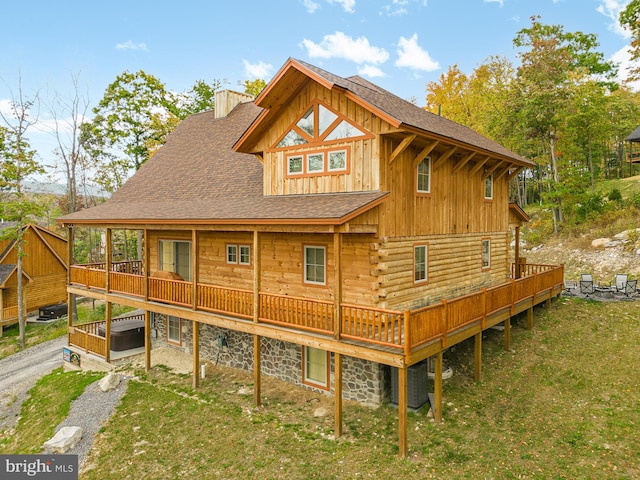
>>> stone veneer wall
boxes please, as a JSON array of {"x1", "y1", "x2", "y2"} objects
[{"x1": 152, "y1": 313, "x2": 388, "y2": 405}]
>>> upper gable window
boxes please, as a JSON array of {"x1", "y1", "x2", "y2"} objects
[
  {"x1": 417, "y1": 157, "x2": 431, "y2": 194},
  {"x1": 484, "y1": 173, "x2": 493, "y2": 199},
  {"x1": 275, "y1": 100, "x2": 370, "y2": 149}
]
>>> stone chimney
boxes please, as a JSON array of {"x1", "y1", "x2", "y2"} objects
[{"x1": 214, "y1": 90, "x2": 254, "y2": 118}]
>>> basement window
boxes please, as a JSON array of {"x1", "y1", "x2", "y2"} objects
[
  {"x1": 167, "y1": 315, "x2": 182, "y2": 345},
  {"x1": 303, "y1": 346, "x2": 329, "y2": 390}
]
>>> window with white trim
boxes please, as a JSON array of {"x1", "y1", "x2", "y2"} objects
[
  {"x1": 414, "y1": 244, "x2": 428, "y2": 283},
  {"x1": 167, "y1": 315, "x2": 182, "y2": 345},
  {"x1": 304, "y1": 246, "x2": 326, "y2": 285},
  {"x1": 227, "y1": 244, "x2": 251, "y2": 265},
  {"x1": 303, "y1": 346, "x2": 329, "y2": 389},
  {"x1": 484, "y1": 173, "x2": 493, "y2": 199},
  {"x1": 482, "y1": 239, "x2": 491, "y2": 269},
  {"x1": 417, "y1": 157, "x2": 431, "y2": 193}
]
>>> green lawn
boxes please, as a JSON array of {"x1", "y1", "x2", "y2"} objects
[{"x1": 5, "y1": 297, "x2": 640, "y2": 479}]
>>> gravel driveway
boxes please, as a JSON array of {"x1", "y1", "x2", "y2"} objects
[{"x1": 0, "y1": 336, "x2": 66, "y2": 434}]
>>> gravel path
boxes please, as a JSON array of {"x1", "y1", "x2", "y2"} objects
[
  {"x1": 0, "y1": 336, "x2": 66, "y2": 434},
  {"x1": 46, "y1": 375, "x2": 129, "y2": 466}
]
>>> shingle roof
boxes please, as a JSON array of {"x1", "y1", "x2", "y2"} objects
[
  {"x1": 626, "y1": 125, "x2": 640, "y2": 142},
  {"x1": 59, "y1": 102, "x2": 388, "y2": 225},
  {"x1": 294, "y1": 59, "x2": 531, "y2": 166},
  {"x1": 0, "y1": 264, "x2": 15, "y2": 285}
]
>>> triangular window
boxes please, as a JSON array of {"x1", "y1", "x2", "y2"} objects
[{"x1": 276, "y1": 100, "x2": 369, "y2": 148}]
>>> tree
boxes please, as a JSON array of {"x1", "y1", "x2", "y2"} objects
[
  {"x1": 0, "y1": 82, "x2": 46, "y2": 349},
  {"x1": 82, "y1": 70, "x2": 175, "y2": 193},
  {"x1": 243, "y1": 78, "x2": 266, "y2": 98},
  {"x1": 173, "y1": 78, "x2": 221, "y2": 119},
  {"x1": 48, "y1": 72, "x2": 93, "y2": 214},
  {"x1": 620, "y1": 0, "x2": 640, "y2": 81}
]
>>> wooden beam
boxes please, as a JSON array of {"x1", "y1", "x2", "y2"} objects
[
  {"x1": 192, "y1": 229, "x2": 198, "y2": 310},
  {"x1": 334, "y1": 352, "x2": 343, "y2": 437},
  {"x1": 398, "y1": 365, "x2": 408, "y2": 458},
  {"x1": 468, "y1": 156, "x2": 490, "y2": 176},
  {"x1": 253, "y1": 231, "x2": 260, "y2": 323},
  {"x1": 411, "y1": 140, "x2": 439, "y2": 169},
  {"x1": 105, "y1": 228, "x2": 111, "y2": 293},
  {"x1": 254, "y1": 335, "x2": 261, "y2": 406},
  {"x1": 144, "y1": 310, "x2": 151, "y2": 372},
  {"x1": 452, "y1": 151, "x2": 476, "y2": 173},
  {"x1": 482, "y1": 162, "x2": 501, "y2": 180},
  {"x1": 192, "y1": 320, "x2": 199, "y2": 389},
  {"x1": 105, "y1": 301, "x2": 112, "y2": 363},
  {"x1": 527, "y1": 306, "x2": 533, "y2": 330},
  {"x1": 508, "y1": 166, "x2": 525, "y2": 180},
  {"x1": 389, "y1": 134, "x2": 417, "y2": 164},
  {"x1": 143, "y1": 228, "x2": 149, "y2": 301},
  {"x1": 333, "y1": 233, "x2": 342, "y2": 340},
  {"x1": 474, "y1": 332, "x2": 482, "y2": 383},
  {"x1": 433, "y1": 146, "x2": 458, "y2": 170},
  {"x1": 434, "y1": 351, "x2": 443, "y2": 423},
  {"x1": 493, "y1": 164, "x2": 511, "y2": 182}
]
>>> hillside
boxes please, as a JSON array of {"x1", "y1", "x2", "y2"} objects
[{"x1": 519, "y1": 175, "x2": 640, "y2": 282}]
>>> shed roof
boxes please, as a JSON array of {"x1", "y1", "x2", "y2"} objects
[{"x1": 626, "y1": 125, "x2": 640, "y2": 142}]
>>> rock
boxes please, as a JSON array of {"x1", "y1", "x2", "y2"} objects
[
  {"x1": 44, "y1": 426, "x2": 82, "y2": 453},
  {"x1": 237, "y1": 386, "x2": 253, "y2": 395},
  {"x1": 313, "y1": 407, "x2": 328, "y2": 417},
  {"x1": 591, "y1": 238, "x2": 611, "y2": 248},
  {"x1": 98, "y1": 372, "x2": 121, "y2": 392}
]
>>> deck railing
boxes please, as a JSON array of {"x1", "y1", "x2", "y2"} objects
[
  {"x1": 69, "y1": 260, "x2": 564, "y2": 356},
  {"x1": 68, "y1": 314, "x2": 145, "y2": 357},
  {"x1": 0, "y1": 305, "x2": 20, "y2": 326}
]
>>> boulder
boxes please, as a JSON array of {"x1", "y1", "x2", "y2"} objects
[
  {"x1": 98, "y1": 372, "x2": 121, "y2": 392},
  {"x1": 591, "y1": 238, "x2": 611, "y2": 248},
  {"x1": 44, "y1": 426, "x2": 82, "y2": 453}
]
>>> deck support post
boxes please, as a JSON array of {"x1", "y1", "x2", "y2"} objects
[
  {"x1": 253, "y1": 335, "x2": 261, "y2": 406},
  {"x1": 105, "y1": 301, "x2": 111, "y2": 363},
  {"x1": 474, "y1": 332, "x2": 482, "y2": 383},
  {"x1": 527, "y1": 306, "x2": 533, "y2": 330},
  {"x1": 398, "y1": 365, "x2": 408, "y2": 458},
  {"x1": 504, "y1": 317, "x2": 511, "y2": 351},
  {"x1": 434, "y1": 351, "x2": 443, "y2": 423},
  {"x1": 144, "y1": 310, "x2": 151, "y2": 372},
  {"x1": 192, "y1": 320, "x2": 199, "y2": 389},
  {"x1": 334, "y1": 352, "x2": 343, "y2": 437}
]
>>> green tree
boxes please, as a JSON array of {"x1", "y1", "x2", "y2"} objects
[
  {"x1": 0, "y1": 87, "x2": 46, "y2": 349},
  {"x1": 173, "y1": 79, "x2": 221, "y2": 119},
  {"x1": 243, "y1": 78, "x2": 266, "y2": 98},
  {"x1": 82, "y1": 70, "x2": 175, "y2": 193},
  {"x1": 620, "y1": 0, "x2": 640, "y2": 81}
]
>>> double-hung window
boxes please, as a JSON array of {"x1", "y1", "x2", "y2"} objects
[
  {"x1": 417, "y1": 157, "x2": 431, "y2": 194},
  {"x1": 484, "y1": 173, "x2": 493, "y2": 200},
  {"x1": 414, "y1": 244, "x2": 428, "y2": 283},
  {"x1": 304, "y1": 246, "x2": 326, "y2": 285},
  {"x1": 482, "y1": 239, "x2": 491, "y2": 269},
  {"x1": 167, "y1": 315, "x2": 182, "y2": 345}
]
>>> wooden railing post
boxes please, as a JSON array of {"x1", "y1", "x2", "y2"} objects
[
  {"x1": 403, "y1": 310, "x2": 411, "y2": 359},
  {"x1": 440, "y1": 299, "x2": 448, "y2": 348}
]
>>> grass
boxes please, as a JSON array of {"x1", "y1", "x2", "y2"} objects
[
  {"x1": 0, "y1": 368, "x2": 103, "y2": 454},
  {"x1": 3, "y1": 298, "x2": 639, "y2": 478}
]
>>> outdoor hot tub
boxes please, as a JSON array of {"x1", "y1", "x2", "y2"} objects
[{"x1": 98, "y1": 318, "x2": 145, "y2": 351}]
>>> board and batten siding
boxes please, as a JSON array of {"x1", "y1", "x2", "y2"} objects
[
  {"x1": 260, "y1": 82, "x2": 381, "y2": 196},
  {"x1": 378, "y1": 137, "x2": 510, "y2": 239}
]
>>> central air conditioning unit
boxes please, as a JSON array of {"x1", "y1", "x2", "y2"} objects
[{"x1": 390, "y1": 360, "x2": 428, "y2": 410}]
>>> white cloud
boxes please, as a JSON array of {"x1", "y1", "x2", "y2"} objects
[
  {"x1": 301, "y1": 31, "x2": 389, "y2": 65},
  {"x1": 381, "y1": 1, "x2": 428, "y2": 17},
  {"x1": 302, "y1": 0, "x2": 320, "y2": 13},
  {"x1": 243, "y1": 60, "x2": 274, "y2": 80},
  {"x1": 484, "y1": 0, "x2": 504, "y2": 6},
  {"x1": 394, "y1": 34, "x2": 439, "y2": 72},
  {"x1": 611, "y1": 45, "x2": 640, "y2": 90},
  {"x1": 327, "y1": 0, "x2": 356, "y2": 13},
  {"x1": 115, "y1": 40, "x2": 148, "y2": 51},
  {"x1": 357, "y1": 64, "x2": 385, "y2": 78},
  {"x1": 596, "y1": 0, "x2": 632, "y2": 38},
  {"x1": 0, "y1": 98, "x2": 13, "y2": 118}
]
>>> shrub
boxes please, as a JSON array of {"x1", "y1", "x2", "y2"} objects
[{"x1": 608, "y1": 188, "x2": 622, "y2": 202}]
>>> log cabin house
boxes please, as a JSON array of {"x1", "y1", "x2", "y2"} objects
[
  {"x1": 57, "y1": 58, "x2": 563, "y2": 456},
  {"x1": 0, "y1": 223, "x2": 68, "y2": 334}
]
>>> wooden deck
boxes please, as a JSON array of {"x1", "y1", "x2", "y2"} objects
[{"x1": 68, "y1": 262, "x2": 564, "y2": 365}]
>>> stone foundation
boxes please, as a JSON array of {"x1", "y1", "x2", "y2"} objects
[{"x1": 152, "y1": 313, "x2": 387, "y2": 405}]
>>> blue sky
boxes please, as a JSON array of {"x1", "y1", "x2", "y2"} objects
[{"x1": 0, "y1": 0, "x2": 637, "y2": 178}]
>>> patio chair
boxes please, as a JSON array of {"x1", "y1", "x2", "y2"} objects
[
  {"x1": 618, "y1": 278, "x2": 637, "y2": 297},
  {"x1": 563, "y1": 280, "x2": 578, "y2": 295},
  {"x1": 615, "y1": 274, "x2": 629, "y2": 293},
  {"x1": 580, "y1": 274, "x2": 595, "y2": 297}
]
